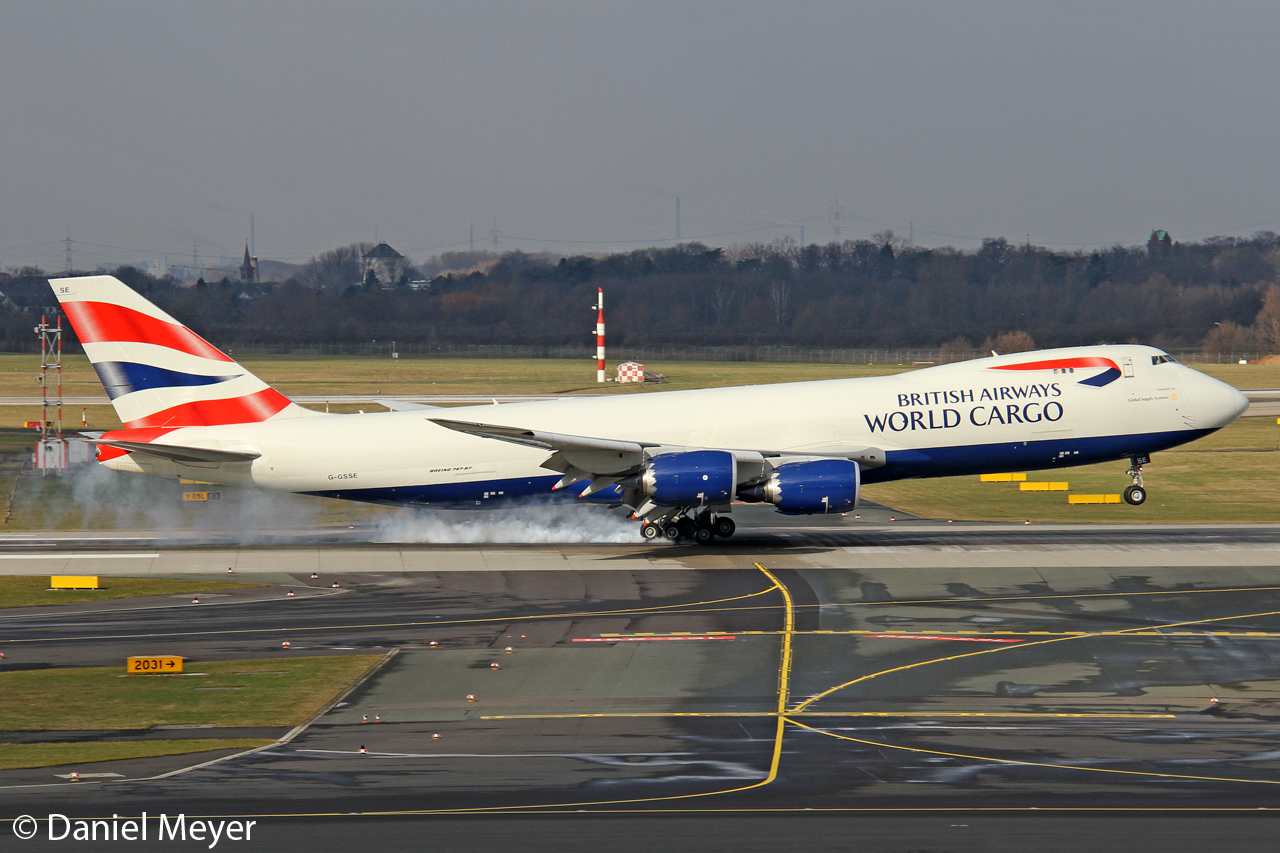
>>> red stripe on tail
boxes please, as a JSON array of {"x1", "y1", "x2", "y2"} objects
[
  {"x1": 64, "y1": 302, "x2": 233, "y2": 362},
  {"x1": 124, "y1": 388, "x2": 291, "y2": 428}
]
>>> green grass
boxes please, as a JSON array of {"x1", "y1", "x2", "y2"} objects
[
  {"x1": 863, "y1": 416, "x2": 1280, "y2": 523},
  {"x1": 0, "y1": 576, "x2": 270, "y2": 609},
  {"x1": 0, "y1": 655, "x2": 381, "y2": 731},
  {"x1": 0, "y1": 739, "x2": 274, "y2": 771}
]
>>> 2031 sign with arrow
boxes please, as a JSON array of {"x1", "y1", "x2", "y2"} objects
[{"x1": 126, "y1": 656, "x2": 183, "y2": 674}]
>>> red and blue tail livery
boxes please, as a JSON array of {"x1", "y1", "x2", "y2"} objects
[{"x1": 52, "y1": 276, "x2": 312, "y2": 430}]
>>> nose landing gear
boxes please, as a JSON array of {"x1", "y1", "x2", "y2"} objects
[{"x1": 1123, "y1": 455, "x2": 1149, "y2": 506}]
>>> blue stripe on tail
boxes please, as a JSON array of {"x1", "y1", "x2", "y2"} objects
[{"x1": 92, "y1": 361, "x2": 239, "y2": 401}]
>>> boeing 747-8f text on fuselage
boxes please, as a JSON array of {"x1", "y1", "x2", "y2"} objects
[{"x1": 51, "y1": 275, "x2": 1249, "y2": 542}]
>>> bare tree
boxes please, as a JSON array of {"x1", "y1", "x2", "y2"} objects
[
  {"x1": 982, "y1": 330, "x2": 1036, "y2": 353},
  {"x1": 296, "y1": 243, "x2": 371, "y2": 289},
  {"x1": 1252, "y1": 283, "x2": 1280, "y2": 350},
  {"x1": 769, "y1": 279, "x2": 790, "y2": 328}
]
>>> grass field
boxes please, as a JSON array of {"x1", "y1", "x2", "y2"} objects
[
  {"x1": 0, "y1": 655, "x2": 381, "y2": 731},
  {"x1": 0, "y1": 739, "x2": 274, "y2": 772},
  {"x1": 0, "y1": 576, "x2": 269, "y2": 609}
]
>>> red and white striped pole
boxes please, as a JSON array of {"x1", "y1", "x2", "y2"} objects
[{"x1": 595, "y1": 288, "x2": 606, "y2": 382}]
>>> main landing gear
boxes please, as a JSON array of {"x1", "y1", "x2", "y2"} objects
[
  {"x1": 1123, "y1": 454, "x2": 1149, "y2": 506},
  {"x1": 640, "y1": 512, "x2": 735, "y2": 545}
]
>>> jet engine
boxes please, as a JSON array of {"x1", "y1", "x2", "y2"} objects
[
  {"x1": 637, "y1": 450, "x2": 736, "y2": 507},
  {"x1": 738, "y1": 458, "x2": 860, "y2": 514}
]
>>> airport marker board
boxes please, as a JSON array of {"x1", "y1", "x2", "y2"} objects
[{"x1": 127, "y1": 656, "x2": 183, "y2": 674}]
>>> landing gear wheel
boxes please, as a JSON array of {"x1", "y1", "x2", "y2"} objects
[
  {"x1": 693, "y1": 526, "x2": 715, "y2": 545},
  {"x1": 641, "y1": 522, "x2": 661, "y2": 540},
  {"x1": 1123, "y1": 485, "x2": 1147, "y2": 506},
  {"x1": 677, "y1": 517, "x2": 697, "y2": 539},
  {"x1": 714, "y1": 517, "x2": 736, "y2": 538},
  {"x1": 663, "y1": 523, "x2": 682, "y2": 540}
]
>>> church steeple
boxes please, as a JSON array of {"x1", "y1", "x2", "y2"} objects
[{"x1": 238, "y1": 243, "x2": 257, "y2": 282}]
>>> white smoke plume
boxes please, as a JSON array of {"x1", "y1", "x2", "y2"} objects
[
  {"x1": 374, "y1": 501, "x2": 642, "y2": 544},
  {"x1": 18, "y1": 464, "x2": 642, "y2": 545}
]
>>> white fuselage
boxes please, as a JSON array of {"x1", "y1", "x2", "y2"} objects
[{"x1": 103, "y1": 345, "x2": 1248, "y2": 507}]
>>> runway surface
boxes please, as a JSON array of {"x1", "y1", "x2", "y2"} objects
[{"x1": 7, "y1": 513, "x2": 1280, "y2": 849}]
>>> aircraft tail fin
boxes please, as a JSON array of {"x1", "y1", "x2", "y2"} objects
[{"x1": 49, "y1": 275, "x2": 316, "y2": 429}]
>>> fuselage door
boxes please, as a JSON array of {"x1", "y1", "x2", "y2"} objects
[{"x1": 1122, "y1": 357, "x2": 1134, "y2": 378}]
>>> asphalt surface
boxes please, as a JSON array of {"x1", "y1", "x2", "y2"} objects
[{"x1": 7, "y1": 513, "x2": 1280, "y2": 849}]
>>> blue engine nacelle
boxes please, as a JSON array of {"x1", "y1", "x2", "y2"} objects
[
  {"x1": 640, "y1": 450, "x2": 736, "y2": 507},
  {"x1": 739, "y1": 458, "x2": 860, "y2": 514}
]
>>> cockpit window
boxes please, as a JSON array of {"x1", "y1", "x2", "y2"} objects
[{"x1": 1151, "y1": 355, "x2": 1179, "y2": 365}]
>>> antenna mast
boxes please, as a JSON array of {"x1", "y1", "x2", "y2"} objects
[
  {"x1": 595, "y1": 288, "x2": 606, "y2": 383},
  {"x1": 34, "y1": 315, "x2": 65, "y2": 472}
]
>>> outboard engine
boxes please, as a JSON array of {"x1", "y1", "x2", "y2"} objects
[
  {"x1": 637, "y1": 450, "x2": 736, "y2": 507},
  {"x1": 739, "y1": 458, "x2": 860, "y2": 514}
]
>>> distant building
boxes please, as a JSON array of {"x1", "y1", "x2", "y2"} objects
[
  {"x1": 238, "y1": 244, "x2": 258, "y2": 282},
  {"x1": 1147, "y1": 229, "x2": 1172, "y2": 258},
  {"x1": 362, "y1": 242, "x2": 406, "y2": 287}
]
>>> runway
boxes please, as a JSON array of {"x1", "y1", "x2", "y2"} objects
[{"x1": 7, "y1": 515, "x2": 1280, "y2": 849}]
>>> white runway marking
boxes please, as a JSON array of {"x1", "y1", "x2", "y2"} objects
[{"x1": 0, "y1": 553, "x2": 159, "y2": 559}]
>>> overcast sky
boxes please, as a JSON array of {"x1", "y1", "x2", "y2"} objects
[{"x1": 3, "y1": 1, "x2": 1279, "y2": 271}]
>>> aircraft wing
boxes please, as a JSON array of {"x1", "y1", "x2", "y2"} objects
[
  {"x1": 429, "y1": 418, "x2": 654, "y2": 484},
  {"x1": 429, "y1": 417, "x2": 884, "y2": 503},
  {"x1": 92, "y1": 440, "x2": 261, "y2": 465},
  {"x1": 381, "y1": 400, "x2": 441, "y2": 412},
  {"x1": 429, "y1": 418, "x2": 652, "y2": 454}
]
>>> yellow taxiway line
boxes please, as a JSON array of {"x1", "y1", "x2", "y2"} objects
[{"x1": 785, "y1": 716, "x2": 1280, "y2": 787}]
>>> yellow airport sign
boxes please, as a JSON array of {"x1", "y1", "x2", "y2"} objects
[
  {"x1": 126, "y1": 656, "x2": 183, "y2": 674},
  {"x1": 50, "y1": 575, "x2": 99, "y2": 589},
  {"x1": 182, "y1": 491, "x2": 222, "y2": 501},
  {"x1": 1068, "y1": 494, "x2": 1122, "y2": 504},
  {"x1": 979, "y1": 472, "x2": 1027, "y2": 482},
  {"x1": 1019, "y1": 482, "x2": 1069, "y2": 491}
]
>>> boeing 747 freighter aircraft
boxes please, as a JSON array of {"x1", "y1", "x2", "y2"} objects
[{"x1": 50, "y1": 275, "x2": 1248, "y2": 542}]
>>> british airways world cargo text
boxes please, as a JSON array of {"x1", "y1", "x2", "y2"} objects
[{"x1": 864, "y1": 384, "x2": 1064, "y2": 432}]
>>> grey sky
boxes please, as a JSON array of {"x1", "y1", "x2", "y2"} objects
[{"x1": 3, "y1": 1, "x2": 1279, "y2": 271}]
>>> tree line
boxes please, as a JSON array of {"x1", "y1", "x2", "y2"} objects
[{"x1": 3, "y1": 231, "x2": 1280, "y2": 353}]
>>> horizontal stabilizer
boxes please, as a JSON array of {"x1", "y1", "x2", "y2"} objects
[{"x1": 92, "y1": 440, "x2": 261, "y2": 465}]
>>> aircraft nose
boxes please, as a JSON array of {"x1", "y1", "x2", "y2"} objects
[{"x1": 1186, "y1": 370, "x2": 1249, "y2": 427}]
